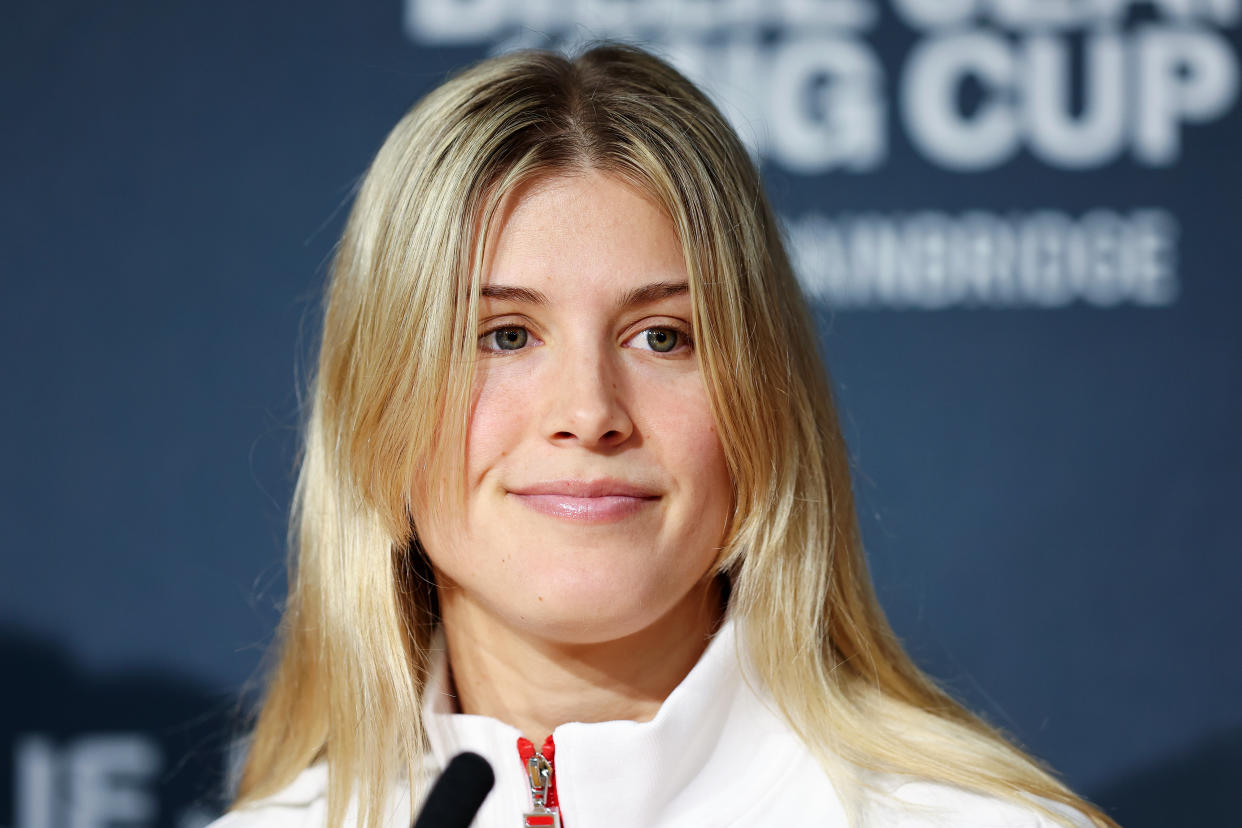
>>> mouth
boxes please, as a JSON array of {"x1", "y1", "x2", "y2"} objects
[{"x1": 507, "y1": 479, "x2": 660, "y2": 523}]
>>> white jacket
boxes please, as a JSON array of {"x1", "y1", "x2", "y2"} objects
[{"x1": 211, "y1": 617, "x2": 1093, "y2": 828}]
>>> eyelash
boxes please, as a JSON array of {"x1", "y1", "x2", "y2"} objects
[{"x1": 477, "y1": 323, "x2": 695, "y2": 356}]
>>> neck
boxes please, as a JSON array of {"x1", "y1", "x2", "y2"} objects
[{"x1": 437, "y1": 578, "x2": 724, "y2": 743}]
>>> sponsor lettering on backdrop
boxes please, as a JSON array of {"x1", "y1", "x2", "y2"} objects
[
  {"x1": 406, "y1": 0, "x2": 1240, "y2": 308},
  {"x1": 7, "y1": 735, "x2": 245, "y2": 828}
]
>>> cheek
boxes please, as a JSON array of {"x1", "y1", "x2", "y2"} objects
[
  {"x1": 412, "y1": 373, "x2": 523, "y2": 571},
  {"x1": 639, "y1": 378, "x2": 731, "y2": 504},
  {"x1": 464, "y1": 370, "x2": 529, "y2": 478}
]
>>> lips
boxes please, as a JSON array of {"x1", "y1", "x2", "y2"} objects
[{"x1": 508, "y1": 478, "x2": 660, "y2": 523}]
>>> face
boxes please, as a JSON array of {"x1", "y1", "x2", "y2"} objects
[{"x1": 412, "y1": 169, "x2": 732, "y2": 645}]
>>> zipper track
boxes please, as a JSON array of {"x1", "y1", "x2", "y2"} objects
[{"x1": 517, "y1": 735, "x2": 562, "y2": 827}]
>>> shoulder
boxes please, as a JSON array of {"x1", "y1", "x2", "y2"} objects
[
  {"x1": 862, "y1": 775, "x2": 1097, "y2": 828},
  {"x1": 205, "y1": 764, "x2": 329, "y2": 828}
]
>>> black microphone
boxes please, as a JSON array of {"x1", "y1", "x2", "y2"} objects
[{"x1": 411, "y1": 752, "x2": 495, "y2": 828}]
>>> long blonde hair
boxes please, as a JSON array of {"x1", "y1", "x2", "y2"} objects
[{"x1": 233, "y1": 41, "x2": 1118, "y2": 828}]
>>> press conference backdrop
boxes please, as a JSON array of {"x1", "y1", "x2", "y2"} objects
[{"x1": 2, "y1": 2, "x2": 1239, "y2": 827}]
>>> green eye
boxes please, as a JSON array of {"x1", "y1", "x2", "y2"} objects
[
  {"x1": 492, "y1": 327, "x2": 527, "y2": 350},
  {"x1": 646, "y1": 328, "x2": 678, "y2": 353}
]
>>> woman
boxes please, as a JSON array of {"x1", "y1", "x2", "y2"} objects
[{"x1": 216, "y1": 42, "x2": 1118, "y2": 828}]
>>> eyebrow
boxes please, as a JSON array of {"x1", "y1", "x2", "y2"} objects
[{"x1": 480, "y1": 280, "x2": 689, "y2": 310}]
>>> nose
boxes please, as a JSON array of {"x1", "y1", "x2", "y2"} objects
[{"x1": 541, "y1": 344, "x2": 634, "y2": 450}]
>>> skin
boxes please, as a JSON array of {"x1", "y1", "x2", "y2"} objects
[{"x1": 411, "y1": 169, "x2": 733, "y2": 743}]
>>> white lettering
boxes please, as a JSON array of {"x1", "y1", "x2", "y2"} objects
[
  {"x1": 781, "y1": 0, "x2": 877, "y2": 29},
  {"x1": 1025, "y1": 30, "x2": 1127, "y2": 167},
  {"x1": 16, "y1": 736, "x2": 57, "y2": 828},
  {"x1": 891, "y1": 0, "x2": 978, "y2": 29},
  {"x1": 902, "y1": 26, "x2": 1238, "y2": 169},
  {"x1": 903, "y1": 32, "x2": 1019, "y2": 171},
  {"x1": 1126, "y1": 208, "x2": 1179, "y2": 304},
  {"x1": 769, "y1": 36, "x2": 885, "y2": 171},
  {"x1": 406, "y1": 0, "x2": 879, "y2": 39},
  {"x1": 789, "y1": 208, "x2": 1180, "y2": 308},
  {"x1": 571, "y1": 0, "x2": 645, "y2": 33},
  {"x1": 67, "y1": 736, "x2": 161, "y2": 828},
  {"x1": 1134, "y1": 26, "x2": 1239, "y2": 165},
  {"x1": 401, "y1": 2, "x2": 1241, "y2": 174},
  {"x1": 404, "y1": 0, "x2": 508, "y2": 42},
  {"x1": 894, "y1": 0, "x2": 1241, "y2": 28}
]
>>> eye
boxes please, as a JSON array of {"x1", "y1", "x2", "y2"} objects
[
  {"x1": 629, "y1": 326, "x2": 692, "y2": 355},
  {"x1": 646, "y1": 328, "x2": 677, "y2": 353},
  {"x1": 480, "y1": 325, "x2": 529, "y2": 352}
]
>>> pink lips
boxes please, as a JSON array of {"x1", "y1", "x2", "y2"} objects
[{"x1": 508, "y1": 479, "x2": 660, "y2": 523}]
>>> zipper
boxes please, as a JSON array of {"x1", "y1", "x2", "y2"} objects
[{"x1": 517, "y1": 735, "x2": 562, "y2": 828}]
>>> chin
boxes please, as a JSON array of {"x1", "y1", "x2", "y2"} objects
[
  {"x1": 433, "y1": 537, "x2": 722, "y2": 647},
  {"x1": 497, "y1": 579, "x2": 688, "y2": 647}
]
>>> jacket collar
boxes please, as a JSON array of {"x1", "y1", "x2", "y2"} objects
[{"x1": 420, "y1": 616, "x2": 849, "y2": 826}]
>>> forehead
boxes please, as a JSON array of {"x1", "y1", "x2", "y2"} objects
[{"x1": 479, "y1": 170, "x2": 687, "y2": 293}]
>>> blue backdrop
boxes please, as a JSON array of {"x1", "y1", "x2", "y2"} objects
[{"x1": 3, "y1": 3, "x2": 1240, "y2": 827}]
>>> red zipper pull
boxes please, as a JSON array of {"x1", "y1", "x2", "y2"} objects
[{"x1": 517, "y1": 735, "x2": 562, "y2": 828}]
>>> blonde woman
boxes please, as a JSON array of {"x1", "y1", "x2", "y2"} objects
[{"x1": 212, "y1": 42, "x2": 1119, "y2": 828}]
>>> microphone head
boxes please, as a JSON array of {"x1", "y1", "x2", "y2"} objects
[{"x1": 411, "y1": 751, "x2": 495, "y2": 828}]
